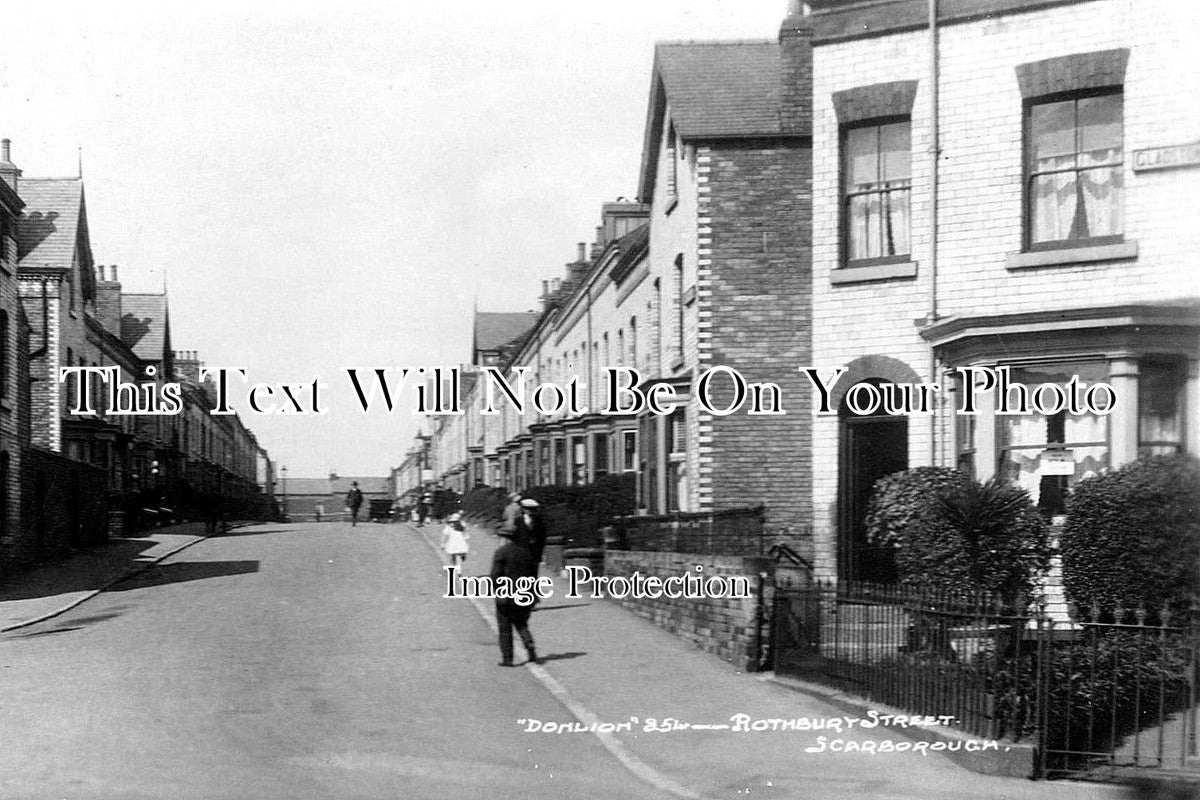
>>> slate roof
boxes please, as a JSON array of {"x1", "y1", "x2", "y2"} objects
[
  {"x1": 638, "y1": 40, "x2": 804, "y2": 202},
  {"x1": 329, "y1": 475, "x2": 391, "y2": 496},
  {"x1": 283, "y1": 476, "x2": 391, "y2": 496},
  {"x1": 283, "y1": 478, "x2": 333, "y2": 496},
  {"x1": 17, "y1": 178, "x2": 87, "y2": 268},
  {"x1": 609, "y1": 223, "x2": 650, "y2": 285},
  {"x1": 474, "y1": 312, "x2": 539, "y2": 354},
  {"x1": 654, "y1": 41, "x2": 783, "y2": 139},
  {"x1": 121, "y1": 293, "x2": 170, "y2": 362}
]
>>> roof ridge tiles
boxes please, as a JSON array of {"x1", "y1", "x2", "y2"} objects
[{"x1": 655, "y1": 38, "x2": 776, "y2": 47}]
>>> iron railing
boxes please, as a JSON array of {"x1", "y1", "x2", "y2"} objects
[
  {"x1": 772, "y1": 581, "x2": 1199, "y2": 781},
  {"x1": 1035, "y1": 602, "x2": 1199, "y2": 781}
]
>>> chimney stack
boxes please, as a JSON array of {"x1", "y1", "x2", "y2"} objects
[
  {"x1": 174, "y1": 350, "x2": 202, "y2": 384},
  {"x1": 779, "y1": 0, "x2": 814, "y2": 136},
  {"x1": 0, "y1": 139, "x2": 21, "y2": 193},
  {"x1": 576, "y1": 242, "x2": 587, "y2": 263},
  {"x1": 95, "y1": 264, "x2": 123, "y2": 336}
]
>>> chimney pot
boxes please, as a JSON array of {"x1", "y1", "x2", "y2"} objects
[
  {"x1": 576, "y1": 242, "x2": 587, "y2": 262},
  {"x1": 1, "y1": 139, "x2": 9, "y2": 162},
  {"x1": 110, "y1": 265, "x2": 119, "y2": 282},
  {"x1": 98, "y1": 264, "x2": 106, "y2": 281}
]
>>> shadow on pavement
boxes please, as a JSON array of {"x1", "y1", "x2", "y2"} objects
[
  {"x1": 211, "y1": 527, "x2": 287, "y2": 537},
  {"x1": 539, "y1": 651, "x2": 587, "y2": 663},
  {"x1": 5, "y1": 610, "x2": 127, "y2": 638},
  {"x1": 112, "y1": 560, "x2": 260, "y2": 591},
  {"x1": 533, "y1": 604, "x2": 590, "y2": 613},
  {"x1": 0, "y1": 539, "x2": 159, "y2": 601}
]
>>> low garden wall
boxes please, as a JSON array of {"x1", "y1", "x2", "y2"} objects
[{"x1": 603, "y1": 549, "x2": 770, "y2": 670}]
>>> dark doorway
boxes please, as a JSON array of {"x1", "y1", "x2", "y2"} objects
[{"x1": 837, "y1": 383, "x2": 908, "y2": 582}]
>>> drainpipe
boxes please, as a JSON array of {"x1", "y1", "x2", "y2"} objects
[{"x1": 927, "y1": 0, "x2": 941, "y2": 465}]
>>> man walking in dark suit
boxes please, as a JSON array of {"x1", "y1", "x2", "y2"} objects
[
  {"x1": 490, "y1": 527, "x2": 541, "y2": 667},
  {"x1": 346, "y1": 482, "x2": 364, "y2": 527}
]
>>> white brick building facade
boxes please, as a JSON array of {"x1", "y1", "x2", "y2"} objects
[{"x1": 810, "y1": 0, "x2": 1200, "y2": 580}]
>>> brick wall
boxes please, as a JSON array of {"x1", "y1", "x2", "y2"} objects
[
  {"x1": 12, "y1": 446, "x2": 108, "y2": 570},
  {"x1": 0, "y1": 222, "x2": 24, "y2": 563},
  {"x1": 697, "y1": 140, "x2": 814, "y2": 557},
  {"x1": 604, "y1": 549, "x2": 769, "y2": 670}
]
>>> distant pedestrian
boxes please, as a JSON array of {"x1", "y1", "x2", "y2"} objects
[
  {"x1": 346, "y1": 482, "x2": 364, "y2": 527},
  {"x1": 418, "y1": 494, "x2": 432, "y2": 527},
  {"x1": 490, "y1": 526, "x2": 541, "y2": 667},
  {"x1": 501, "y1": 491, "x2": 522, "y2": 535},
  {"x1": 441, "y1": 512, "x2": 469, "y2": 567},
  {"x1": 515, "y1": 498, "x2": 547, "y2": 564},
  {"x1": 315, "y1": 502, "x2": 324, "y2": 523},
  {"x1": 205, "y1": 495, "x2": 226, "y2": 535}
]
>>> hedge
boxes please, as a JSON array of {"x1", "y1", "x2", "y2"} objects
[
  {"x1": 1060, "y1": 454, "x2": 1200, "y2": 616},
  {"x1": 459, "y1": 474, "x2": 636, "y2": 545},
  {"x1": 461, "y1": 484, "x2": 507, "y2": 527}
]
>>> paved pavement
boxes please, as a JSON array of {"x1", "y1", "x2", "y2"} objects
[
  {"x1": 0, "y1": 523, "x2": 211, "y2": 631},
  {"x1": 0, "y1": 519, "x2": 1134, "y2": 799}
]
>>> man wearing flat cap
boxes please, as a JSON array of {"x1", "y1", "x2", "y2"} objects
[{"x1": 490, "y1": 524, "x2": 541, "y2": 667}]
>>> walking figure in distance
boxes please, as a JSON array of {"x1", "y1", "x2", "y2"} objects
[
  {"x1": 346, "y1": 481, "x2": 364, "y2": 527},
  {"x1": 490, "y1": 524, "x2": 541, "y2": 667},
  {"x1": 441, "y1": 512, "x2": 469, "y2": 567}
]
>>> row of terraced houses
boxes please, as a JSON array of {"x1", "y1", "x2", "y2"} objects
[
  {"x1": 400, "y1": 0, "x2": 1197, "y2": 585},
  {"x1": 0, "y1": 141, "x2": 274, "y2": 577}
]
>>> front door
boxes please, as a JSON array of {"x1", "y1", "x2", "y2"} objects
[{"x1": 838, "y1": 389, "x2": 908, "y2": 582}]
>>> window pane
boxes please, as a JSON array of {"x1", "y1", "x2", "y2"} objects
[
  {"x1": 1139, "y1": 362, "x2": 1184, "y2": 446},
  {"x1": 883, "y1": 188, "x2": 910, "y2": 256},
  {"x1": 1079, "y1": 166, "x2": 1123, "y2": 237},
  {"x1": 1030, "y1": 100, "x2": 1076, "y2": 168},
  {"x1": 1031, "y1": 172, "x2": 1077, "y2": 243},
  {"x1": 846, "y1": 126, "x2": 878, "y2": 187},
  {"x1": 847, "y1": 195, "x2": 871, "y2": 259},
  {"x1": 1079, "y1": 94, "x2": 1122, "y2": 156},
  {"x1": 880, "y1": 122, "x2": 911, "y2": 182}
]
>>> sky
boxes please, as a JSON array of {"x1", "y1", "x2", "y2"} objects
[{"x1": 1, "y1": 0, "x2": 785, "y2": 479}]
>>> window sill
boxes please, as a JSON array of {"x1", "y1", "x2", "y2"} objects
[
  {"x1": 830, "y1": 261, "x2": 918, "y2": 285},
  {"x1": 1006, "y1": 241, "x2": 1138, "y2": 270},
  {"x1": 665, "y1": 196, "x2": 678, "y2": 215},
  {"x1": 671, "y1": 355, "x2": 685, "y2": 371}
]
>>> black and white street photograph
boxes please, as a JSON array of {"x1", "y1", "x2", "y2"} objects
[{"x1": 0, "y1": 0, "x2": 1197, "y2": 797}]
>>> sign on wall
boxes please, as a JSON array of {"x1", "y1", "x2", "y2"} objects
[{"x1": 1132, "y1": 142, "x2": 1200, "y2": 172}]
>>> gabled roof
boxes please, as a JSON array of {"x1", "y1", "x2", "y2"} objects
[
  {"x1": 121, "y1": 292, "x2": 171, "y2": 362},
  {"x1": 637, "y1": 40, "x2": 804, "y2": 202},
  {"x1": 656, "y1": 41, "x2": 782, "y2": 139},
  {"x1": 17, "y1": 177, "x2": 96, "y2": 298},
  {"x1": 473, "y1": 311, "x2": 539, "y2": 356}
]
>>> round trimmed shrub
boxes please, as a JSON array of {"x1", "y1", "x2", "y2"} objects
[{"x1": 1060, "y1": 454, "x2": 1200, "y2": 615}]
